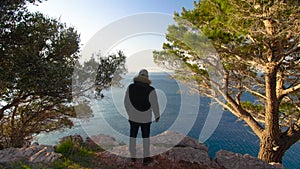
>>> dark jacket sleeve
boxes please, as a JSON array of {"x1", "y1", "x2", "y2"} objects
[
  {"x1": 124, "y1": 86, "x2": 130, "y2": 114},
  {"x1": 149, "y1": 89, "x2": 160, "y2": 119}
]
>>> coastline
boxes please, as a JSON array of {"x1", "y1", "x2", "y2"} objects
[{"x1": 2, "y1": 131, "x2": 284, "y2": 169}]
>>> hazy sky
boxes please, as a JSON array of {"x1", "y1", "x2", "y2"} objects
[{"x1": 28, "y1": 0, "x2": 197, "y2": 72}]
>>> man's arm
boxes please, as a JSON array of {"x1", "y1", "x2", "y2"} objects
[
  {"x1": 124, "y1": 87, "x2": 131, "y2": 114},
  {"x1": 149, "y1": 89, "x2": 160, "y2": 122}
]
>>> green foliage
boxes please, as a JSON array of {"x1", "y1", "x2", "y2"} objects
[
  {"x1": 154, "y1": 0, "x2": 300, "y2": 163},
  {"x1": 72, "y1": 51, "x2": 127, "y2": 123},
  {"x1": 72, "y1": 51, "x2": 127, "y2": 99},
  {"x1": 54, "y1": 138, "x2": 100, "y2": 169},
  {"x1": 55, "y1": 138, "x2": 94, "y2": 157},
  {"x1": 279, "y1": 103, "x2": 294, "y2": 115},
  {"x1": 0, "y1": 1, "x2": 80, "y2": 148},
  {"x1": 155, "y1": 0, "x2": 300, "y2": 124},
  {"x1": 52, "y1": 159, "x2": 90, "y2": 169},
  {"x1": 241, "y1": 101, "x2": 264, "y2": 114},
  {"x1": 55, "y1": 139, "x2": 78, "y2": 156},
  {"x1": 95, "y1": 50, "x2": 127, "y2": 95}
]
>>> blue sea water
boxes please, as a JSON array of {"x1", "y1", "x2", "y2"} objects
[{"x1": 37, "y1": 72, "x2": 300, "y2": 169}]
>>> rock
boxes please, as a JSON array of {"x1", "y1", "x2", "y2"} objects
[
  {"x1": 86, "y1": 134, "x2": 121, "y2": 150},
  {"x1": 151, "y1": 130, "x2": 187, "y2": 148},
  {"x1": 269, "y1": 162, "x2": 285, "y2": 169},
  {"x1": 177, "y1": 133, "x2": 209, "y2": 152},
  {"x1": 29, "y1": 146, "x2": 61, "y2": 163},
  {"x1": 109, "y1": 144, "x2": 169, "y2": 158},
  {"x1": 0, "y1": 145, "x2": 61, "y2": 164},
  {"x1": 150, "y1": 130, "x2": 208, "y2": 153},
  {"x1": 94, "y1": 131, "x2": 287, "y2": 169},
  {"x1": 97, "y1": 130, "x2": 215, "y2": 168},
  {"x1": 214, "y1": 150, "x2": 283, "y2": 169},
  {"x1": 0, "y1": 131, "x2": 288, "y2": 169},
  {"x1": 58, "y1": 134, "x2": 83, "y2": 145},
  {"x1": 20, "y1": 146, "x2": 36, "y2": 157},
  {"x1": 85, "y1": 136, "x2": 99, "y2": 148},
  {"x1": 0, "y1": 147, "x2": 22, "y2": 163},
  {"x1": 150, "y1": 131, "x2": 212, "y2": 166},
  {"x1": 162, "y1": 147, "x2": 212, "y2": 168},
  {"x1": 31, "y1": 142, "x2": 39, "y2": 146}
]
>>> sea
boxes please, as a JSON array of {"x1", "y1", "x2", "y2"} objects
[{"x1": 37, "y1": 72, "x2": 300, "y2": 169}]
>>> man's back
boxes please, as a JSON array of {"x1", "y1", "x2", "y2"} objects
[
  {"x1": 124, "y1": 69, "x2": 160, "y2": 163},
  {"x1": 124, "y1": 69, "x2": 160, "y2": 124},
  {"x1": 128, "y1": 81, "x2": 154, "y2": 112}
]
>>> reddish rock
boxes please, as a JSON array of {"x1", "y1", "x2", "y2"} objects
[{"x1": 214, "y1": 150, "x2": 284, "y2": 169}]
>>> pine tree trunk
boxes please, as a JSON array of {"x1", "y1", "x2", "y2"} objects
[
  {"x1": 258, "y1": 136, "x2": 287, "y2": 163},
  {"x1": 259, "y1": 63, "x2": 285, "y2": 163}
]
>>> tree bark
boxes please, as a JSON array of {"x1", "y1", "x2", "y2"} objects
[
  {"x1": 258, "y1": 63, "x2": 282, "y2": 163},
  {"x1": 258, "y1": 135, "x2": 287, "y2": 163}
]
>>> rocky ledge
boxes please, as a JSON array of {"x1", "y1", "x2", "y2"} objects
[
  {"x1": 0, "y1": 131, "x2": 284, "y2": 169},
  {"x1": 0, "y1": 145, "x2": 61, "y2": 164}
]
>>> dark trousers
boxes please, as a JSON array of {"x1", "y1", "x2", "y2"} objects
[{"x1": 129, "y1": 120, "x2": 151, "y2": 158}]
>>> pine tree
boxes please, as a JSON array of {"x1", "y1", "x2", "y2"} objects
[{"x1": 154, "y1": 0, "x2": 300, "y2": 163}]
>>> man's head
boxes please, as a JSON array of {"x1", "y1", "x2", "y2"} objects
[
  {"x1": 134, "y1": 69, "x2": 151, "y2": 84},
  {"x1": 138, "y1": 69, "x2": 149, "y2": 78}
]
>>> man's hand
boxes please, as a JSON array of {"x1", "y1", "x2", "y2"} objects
[{"x1": 155, "y1": 117, "x2": 160, "y2": 122}]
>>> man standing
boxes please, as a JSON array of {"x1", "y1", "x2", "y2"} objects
[{"x1": 124, "y1": 69, "x2": 160, "y2": 165}]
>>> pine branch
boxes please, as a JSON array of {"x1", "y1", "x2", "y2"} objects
[{"x1": 281, "y1": 83, "x2": 300, "y2": 96}]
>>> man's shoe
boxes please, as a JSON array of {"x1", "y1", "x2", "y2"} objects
[
  {"x1": 143, "y1": 157, "x2": 153, "y2": 165},
  {"x1": 131, "y1": 158, "x2": 136, "y2": 162}
]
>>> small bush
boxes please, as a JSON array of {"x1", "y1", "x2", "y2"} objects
[
  {"x1": 54, "y1": 138, "x2": 97, "y2": 168},
  {"x1": 55, "y1": 138, "x2": 81, "y2": 157}
]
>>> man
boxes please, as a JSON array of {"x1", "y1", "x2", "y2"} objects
[{"x1": 124, "y1": 69, "x2": 160, "y2": 165}]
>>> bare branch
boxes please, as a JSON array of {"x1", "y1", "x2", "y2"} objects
[
  {"x1": 224, "y1": 92, "x2": 264, "y2": 138},
  {"x1": 219, "y1": 47, "x2": 265, "y2": 69},
  {"x1": 283, "y1": 121, "x2": 300, "y2": 148},
  {"x1": 235, "y1": 79, "x2": 243, "y2": 105},
  {"x1": 244, "y1": 86, "x2": 267, "y2": 100},
  {"x1": 285, "y1": 44, "x2": 300, "y2": 56},
  {"x1": 281, "y1": 83, "x2": 300, "y2": 96}
]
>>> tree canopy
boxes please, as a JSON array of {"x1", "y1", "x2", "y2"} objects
[
  {"x1": 154, "y1": 0, "x2": 300, "y2": 163},
  {"x1": 95, "y1": 51, "x2": 127, "y2": 94},
  {"x1": 0, "y1": 0, "x2": 128, "y2": 148},
  {"x1": 0, "y1": 0, "x2": 80, "y2": 148},
  {"x1": 72, "y1": 51, "x2": 127, "y2": 118}
]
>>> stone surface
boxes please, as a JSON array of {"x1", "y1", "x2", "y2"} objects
[
  {"x1": 0, "y1": 145, "x2": 61, "y2": 164},
  {"x1": 162, "y1": 147, "x2": 212, "y2": 168},
  {"x1": 97, "y1": 130, "x2": 215, "y2": 168},
  {"x1": 29, "y1": 146, "x2": 60, "y2": 163},
  {"x1": 0, "y1": 147, "x2": 23, "y2": 163},
  {"x1": 0, "y1": 131, "x2": 287, "y2": 168},
  {"x1": 214, "y1": 150, "x2": 284, "y2": 169},
  {"x1": 269, "y1": 162, "x2": 285, "y2": 169},
  {"x1": 109, "y1": 144, "x2": 169, "y2": 158},
  {"x1": 95, "y1": 131, "x2": 285, "y2": 169},
  {"x1": 151, "y1": 130, "x2": 208, "y2": 152},
  {"x1": 86, "y1": 134, "x2": 121, "y2": 150},
  {"x1": 58, "y1": 134, "x2": 84, "y2": 145}
]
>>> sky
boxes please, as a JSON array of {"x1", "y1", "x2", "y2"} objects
[{"x1": 28, "y1": 0, "x2": 197, "y2": 72}]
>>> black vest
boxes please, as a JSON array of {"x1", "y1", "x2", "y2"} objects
[{"x1": 128, "y1": 81, "x2": 154, "y2": 112}]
